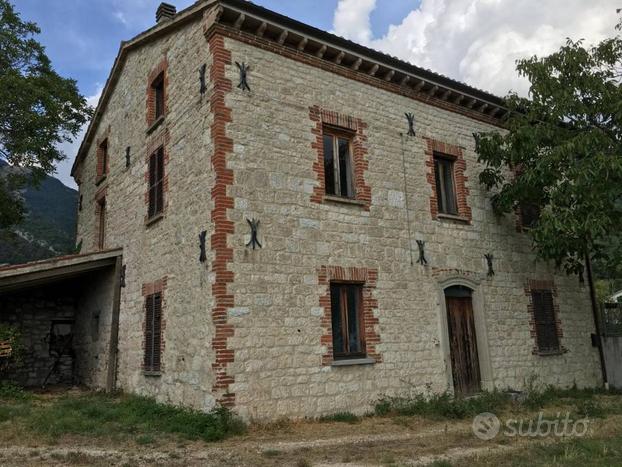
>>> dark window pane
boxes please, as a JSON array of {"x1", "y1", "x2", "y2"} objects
[
  {"x1": 435, "y1": 157, "x2": 458, "y2": 215},
  {"x1": 434, "y1": 158, "x2": 444, "y2": 213},
  {"x1": 532, "y1": 290, "x2": 560, "y2": 352},
  {"x1": 154, "y1": 75, "x2": 164, "y2": 119},
  {"x1": 323, "y1": 135, "x2": 335, "y2": 195},
  {"x1": 338, "y1": 138, "x2": 352, "y2": 198},
  {"x1": 521, "y1": 204, "x2": 541, "y2": 229},
  {"x1": 346, "y1": 286, "x2": 361, "y2": 353},
  {"x1": 330, "y1": 284, "x2": 344, "y2": 354}
]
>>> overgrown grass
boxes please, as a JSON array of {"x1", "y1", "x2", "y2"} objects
[
  {"x1": 0, "y1": 390, "x2": 245, "y2": 443},
  {"x1": 319, "y1": 411, "x2": 361, "y2": 424},
  {"x1": 0, "y1": 381, "x2": 32, "y2": 400},
  {"x1": 375, "y1": 390, "x2": 510, "y2": 420},
  {"x1": 375, "y1": 385, "x2": 621, "y2": 420}
]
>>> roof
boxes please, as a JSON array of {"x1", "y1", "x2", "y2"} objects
[
  {"x1": 0, "y1": 249, "x2": 122, "y2": 293},
  {"x1": 71, "y1": 0, "x2": 508, "y2": 178}
]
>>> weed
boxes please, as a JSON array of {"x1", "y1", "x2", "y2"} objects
[
  {"x1": 296, "y1": 460, "x2": 311, "y2": 467},
  {"x1": 574, "y1": 399, "x2": 605, "y2": 419},
  {"x1": 427, "y1": 461, "x2": 452, "y2": 467},
  {"x1": 319, "y1": 411, "x2": 361, "y2": 424},
  {"x1": 136, "y1": 434, "x2": 155, "y2": 445},
  {"x1": 0, "y1": 381, "x2": 31, "y2": 400}
]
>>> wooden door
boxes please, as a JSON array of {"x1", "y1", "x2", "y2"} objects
[{"x1": 446, "y1": 296, "x2": 481, "y2": 395}]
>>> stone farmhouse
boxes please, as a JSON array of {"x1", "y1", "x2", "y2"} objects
[{"x1": 0, "y1": 0, "x2": 602, "y2": 419}]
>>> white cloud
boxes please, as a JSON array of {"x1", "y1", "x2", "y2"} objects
[
  {"x1": 332, "y1": 0, "x2": 377, "y2": 44},
  {"x1": 54, "y1": 87, "x2": 104, "y2": 189},
  {"x1": 333, "y1": 0, "x2": 620, "y2": 96}
]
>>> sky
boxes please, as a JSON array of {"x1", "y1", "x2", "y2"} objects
[{"x1": 15, "y1": 0, "x2": 621, "y2": 188}]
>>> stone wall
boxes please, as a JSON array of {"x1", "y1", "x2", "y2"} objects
[
  {"x1": 0, "y1": 284, "x2": 76, "y2": 387},
  {"x1": 74, "y1": 18, "x2": 602, "y2": 420}
]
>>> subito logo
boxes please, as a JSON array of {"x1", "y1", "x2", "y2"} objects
[{"x1": 472, "y1": 412, "x2": 501, "y2": 440}]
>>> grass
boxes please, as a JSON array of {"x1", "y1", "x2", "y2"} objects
[
  {"x1": 462, "y1": 433, "x2": 622, "y2": 466},
  {"x1": 375, "y1": 385, "x2": 622, "y2": 421},
  {"x1": 318, "y1": 411, "x2": 361, "y2": 424},
  {"x1": 0, "y1": 390, "x2": 245, "y2": 443}
]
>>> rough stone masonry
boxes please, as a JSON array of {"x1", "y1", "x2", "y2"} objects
[{"x1": 71, "y1": 0, "x2": 601, "y2": 419}]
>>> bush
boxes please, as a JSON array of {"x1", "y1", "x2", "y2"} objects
[{"x1": 0, "y1": 381, "x2": 31, "y2": 400}]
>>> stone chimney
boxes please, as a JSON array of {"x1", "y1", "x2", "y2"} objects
[{"x1": 156, "y1": 3, "x2": 176, "y2": 23}]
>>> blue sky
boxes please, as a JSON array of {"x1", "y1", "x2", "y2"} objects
[{"x1": 14, "y1": 0, "x2": 619, "y2": 188}]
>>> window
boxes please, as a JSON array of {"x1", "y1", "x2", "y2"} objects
[
  {"x1": 144, "y1": 292, "x2": 162, "y2": 373},
  {"x1": 323, "y1": 128, "x2": 354, "y2": 198},
  {"x1": 434, "y1": 154, "x2": 458, "y2": 215},
  {"x1": 96, "y1": 197, "x2": 106, "y2": 250},
  {"x1": 148, "y1": 147, "x2": 164, "y2": 219},
  {"x1": 330, "y1": 283, "x2": 365, "y2": 359},
  {"x1": 152, "y1": 73, "x2": 165, "y2": 120},
  {"x1": 531, "y1": 289, "x2": 560, "y2": 353},
  {"x1": 520, "y1": 203, "x2": 541, "y2": 229},
  {"x1": 97, "y1": 139, "x2": 108, "y2": 179}
]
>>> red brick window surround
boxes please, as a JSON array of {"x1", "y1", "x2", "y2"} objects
[
  {"x1": 424, "y1": 138, "x2": 471, "y2": 223},
  {"x1": 144, "y1": 130, "x2": 170, "y2": 225},
  {"x1": 525, "y1": 280, "x2": 565, "y2": 356},
  {"x1": 146, "y1": 57, "x2": 168, "y2": 130},
  {"x1": 309, "y1": 106, "x2": 371, "y2": 210},
  {"x1": 142, "y1": 277, "x2": 167, "y2": 374},
  {"x1": 318, "y1": 266, "x2": 381, "y2": 365}
]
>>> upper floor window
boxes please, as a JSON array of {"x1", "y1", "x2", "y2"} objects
[
  {"x1": 96, "y1": 138, "x2": 108, "y2": 180},
  {"x1": 148, "y1": 147, "x2": 164, "y2": 219},
  {"x1": 323, "y1": 127, "x2": 354, "y2": 199},
  {"x1": 434, "y1": 154, "x2": 458, "y2": 215},
  {"x1": 520, "y1": 203, "x2": 541, "y2": 229},
  {"x1": 531, "y1": 289, "x2": 560, "y2": 354},
  {"x1": 152, "y1": 73, "x2": 165, "y2": 120},
  {"x1": 330, "y1": 283, "x2": 365, "y2": 360}
]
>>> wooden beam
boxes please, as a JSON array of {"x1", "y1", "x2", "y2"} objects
[
  {"x1": 256, "y1": 21, "x2": 267, "y2": 37},
  {"x1": 277, "y1": 30, "x2": 288, "y2": 45},
  {"x1": 351, "y1": 57, "x2": 362, "y2": 71},
  {"x1": 316, "y1": 44, "x2": 327, "y2": 58},
  {"x1": 297, "y1": 37, "x2": 308, "y2": 52},
  {"x1": 369, "y1": 64, "x2": 379, "y2": 76},
  {"x1": 400, "y1": 76, "x2": 411, "y2": 86},
  {"x1": 334, "y1": 51, "x2": 345, "y2": 65},
  {"x1": 384, "y1": 70, "x2": 395, "y2": 81},
  {"x1": 233, "y1": 13, "x2": 245, "y2": 30}
]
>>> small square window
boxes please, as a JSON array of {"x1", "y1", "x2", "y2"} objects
[
  {"x1": 152, "y1": 73, "x2": 165, "y2": 120},
  {"x1": 520, "y1": 203, "x2": 541, "y2": 229},
  {"x1": 434, "y1": 154, "x2": 458, "y2": 215},
  {"x1": 323, "y1": 127, "x2": 355, "y2": 199},
  {"x1": 330, "y1": 283, "x2": 365, "y2": 360}
]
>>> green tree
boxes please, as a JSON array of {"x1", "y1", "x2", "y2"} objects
[
  {"x1": 0, "y1": 0, "x2": 91, "y2": 228},
  {"x1": 475, "y1": 22, "x2": 622, "y2": 280}
]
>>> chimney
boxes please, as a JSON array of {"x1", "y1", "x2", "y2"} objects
[{"x1": 156, "y1": 3, "x2": 176, "y2": 23}]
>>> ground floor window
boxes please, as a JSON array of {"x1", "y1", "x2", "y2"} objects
[
  {"x1": 531, "y1": 289, "x2": 560, "y2": 353},
  {"x1": 144, "y1": 292, "x2": 162, "y2": 372},
  {"x1": 330, "y1": 283, "x2": 365, "y2": 359}
]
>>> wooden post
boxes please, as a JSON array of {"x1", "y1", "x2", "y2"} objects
[{"x1": 106, "y1": 256, "x2": 123, "y2": 392}]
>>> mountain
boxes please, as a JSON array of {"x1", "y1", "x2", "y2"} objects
[{"x1": 0, "y1": 160, "x2": 78, "y2": 265}]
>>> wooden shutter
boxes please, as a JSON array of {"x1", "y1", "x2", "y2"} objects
[
  {"x1": 148, "y1": 148, "x2": 164, "y2": 218},
  {"x1": 144, "y1": 293, "x2": 162, "y2": 372},
  {"x1": 532, "y1": 290, "x2": 560, "y2": 352}
]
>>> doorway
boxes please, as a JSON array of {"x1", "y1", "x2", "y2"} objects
[{"x1": 445, "y1": 285, "x2": 481, "y2": 395}]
